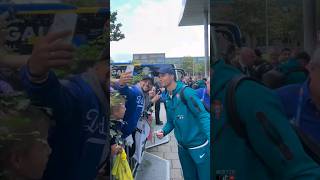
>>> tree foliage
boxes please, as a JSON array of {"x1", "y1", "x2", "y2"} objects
[
  {"x1": 181, "y1": 56, "x2": 194, "y2": 76},
  {"x1": 194, "y1": 61, "x2": 205, "y2": 76},
  {"x1": 110, "y1": 11, "x2": 125, "y2": 42},
  {"x1": 214, "y1": 0, "x2": 303, "y2": 47}
]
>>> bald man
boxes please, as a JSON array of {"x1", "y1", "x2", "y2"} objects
[{"x1": 238, "y1": 47, "x2": 257, "y2": 76}]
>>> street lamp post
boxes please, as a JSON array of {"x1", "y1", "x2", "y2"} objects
[
  {"x1": 193, "y1": 58, "x2": 195, "y2": 77},
  {"x1": 204, "y1": 9, "x2": 209, "y2": 78},
  {"x1": 303, "y1": 0, "x2": 316, "y2": 55}
]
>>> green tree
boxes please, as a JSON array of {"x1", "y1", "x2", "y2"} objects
[
  {"x1": 213, "y1": 0, "x2": 302, "y2": 47},
  {"x1": 181, "y1": 56, "x2": 194, "y2": 76},
  {"x1": 194, "y1": 61, "x2": 205, "y2": 76},
  {"x1": 223, "y1": 0, "x2": 266, "y2": 47},
  {"x1": 110, "y1": 11, "x2": 125, "y2": 41},
  {"x1": 268, "y1": 1, "x2": 303, "y2": 46},
  {"x1": 132, "y1": 59, "x2": 140, "y2": 64}
]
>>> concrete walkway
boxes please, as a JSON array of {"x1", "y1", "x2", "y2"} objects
[
  {"x1": 135, "y1": 103, "x2": 184, "y2": 180},
  {"x1": 147, "y1": 133, "x2": 184, "y2": 180},
  {"x1": 148, "y1": 103, "x2": 184, "y2": 180},
  {"x1": 134, "y1": 152, "x2": 170, "y2": 180}
]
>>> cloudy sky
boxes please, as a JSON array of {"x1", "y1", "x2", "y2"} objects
[{"x1": 111, "y1": 0, "x2": 204, "y2": 62}]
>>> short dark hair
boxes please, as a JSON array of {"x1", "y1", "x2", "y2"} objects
[{"x1": 281, "y1": 48, "x2": 291, "y2": 53}]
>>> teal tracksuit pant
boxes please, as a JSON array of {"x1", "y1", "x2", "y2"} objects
[{"x1": 177, "y1": 140, "x2": 210, "y2": 180}]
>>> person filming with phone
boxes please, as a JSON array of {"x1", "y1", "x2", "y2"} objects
[
  {"x1": 19, "y1": 31, "x2": 110, "y2": 180},
  {"x1": 113, "y1": 68, "x2": 161, "y2": 139}
]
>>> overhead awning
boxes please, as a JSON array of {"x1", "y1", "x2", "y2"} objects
[
  {"x1": 178, "y1": 0, "x2": 209, "y2": 26},
  {"x1": 178, "y1": 0, "x2": 233, "y2": 26}
]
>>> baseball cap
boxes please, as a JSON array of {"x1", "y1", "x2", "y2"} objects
[
  {"x1": 141, "y1": 74, "x2": 154, "y2": 85},
  {"x1": 158, "y1": 67, "x2": 175, "y2": 75}
]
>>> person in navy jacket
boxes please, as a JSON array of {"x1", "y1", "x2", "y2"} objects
[
  {"x1": 20, "y1": 31, "x2": 110, "y2": 180},
  {"x1": 196, "y1": 77, "x2": 210, "y2": 112},
  {"x1": 276, "y1": 48, "x2": 320, "y2": 144}
]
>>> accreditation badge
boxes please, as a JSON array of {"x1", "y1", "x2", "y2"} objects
[{"x1": 213, "y1": 100, "x2": 223, "y2": 120}]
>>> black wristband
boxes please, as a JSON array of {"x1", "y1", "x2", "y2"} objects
[{"x1": 26, "y1": 60, "x2": 46, "y2": 78}]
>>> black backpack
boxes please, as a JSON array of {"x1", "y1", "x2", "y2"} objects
[
  {"x1": 180, "y1": 86, "x2": 210, "y2": 113},
  {"x1": 225, "y1": 75, "x2": 320, "y2": 165},
  {"x1": 163, "y1": 86, "x2": 209, "y2": 116}
]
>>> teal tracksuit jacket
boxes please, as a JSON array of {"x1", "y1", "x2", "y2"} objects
[{"x1": 213, "y1": 60, "x2": 320, "y2": 180}]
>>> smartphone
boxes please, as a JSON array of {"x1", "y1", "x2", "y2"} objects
[
  {"x1": 49, "y1": 13, "x2": 78, "y2": 43},
  {"x1": 156, "y1": 88, "x2": 162, "y2": 95},
  {"x1": 125, "y1": 65, "x2": 134, "y2": 76}
]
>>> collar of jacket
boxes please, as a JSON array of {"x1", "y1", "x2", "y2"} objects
[
  {"x1": 165, "y1": 81, "x2": 184, "y2": 98},
  {"x1": 81, "y1": 68, "x2": 108, "y2": 113}
]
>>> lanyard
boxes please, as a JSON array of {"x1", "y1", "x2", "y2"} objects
[
  {"x1": 202, "y1": 88, "x2": 206, "y2": 101},
  {"x1": 294, "y1": 87, "x2": 304, "y2": 127}
]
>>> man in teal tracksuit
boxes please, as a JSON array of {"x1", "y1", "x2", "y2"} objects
[
  {"x1": 155, "y1": 67, "x2": 210, "y2": 180},
  {"x1": 278, "y1": 58, "x2": 308, "y2": 86},
  {"x1": 213, "y1": 60, "x2": 320, "y2": 180}
]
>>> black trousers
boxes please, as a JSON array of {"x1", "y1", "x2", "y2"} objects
[{"x1": 155, "y1": 101, "x2": 161, "y2": 124}]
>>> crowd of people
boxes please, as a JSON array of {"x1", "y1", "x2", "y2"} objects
[
  {"x1": 213, "y1": 45, "x2": 320, "y2": 179},
  {"x1": 110, "y1": 66, "x2": 211, "y2": 180},
  {"x1": 2, "y1": 6, "x2": 319, "y2": 180},
  {"x1": 181, "y1": 75, "x2": 208, "y2": 90},
  {"x1": 225, "y1": 46, "x2": 310, "y2": 89},
  {"x1": 0, "y1": 29, "x2": 211, "y2": 180}
]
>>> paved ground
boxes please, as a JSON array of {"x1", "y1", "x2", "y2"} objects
[
  {"x1": 134, "y1": 103, "x2": 184, "y2": 180},
  {"x1": 146, "y1": 103, "x2": 184, "y2": 180},
  {"x1": 147, "y1": 133, "x2": 183, "y2": 180},
  {"x1": 135, "y1": 152, "x2": 170, "y2": 180}
]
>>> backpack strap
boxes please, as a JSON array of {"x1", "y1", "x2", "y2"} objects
[
  {"x1": 225, "y1": 75, "x2": 256, "y2": 139},
  {"x1": 225, "y1": 75, "x2": 320, "y2": 165},
  {"x1": 225, "y1": 74, "x2": 289, "y2": 145},
  {"x1": 180, "y1": 86, "x2": 189, "y2": 108},
  {"x1": 180, "y1": 86, "x2": 203, "y2": 117},
  {"x1": 180, "y1": 86, "x2": 194, "y2": 115},
  {"x1": 225, "y1": 75, "x2": 276, "y2": 171}
]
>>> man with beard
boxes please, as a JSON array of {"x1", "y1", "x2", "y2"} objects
[{"x1": 114, "y1": 72, "x2": 160, "y2": 138}]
